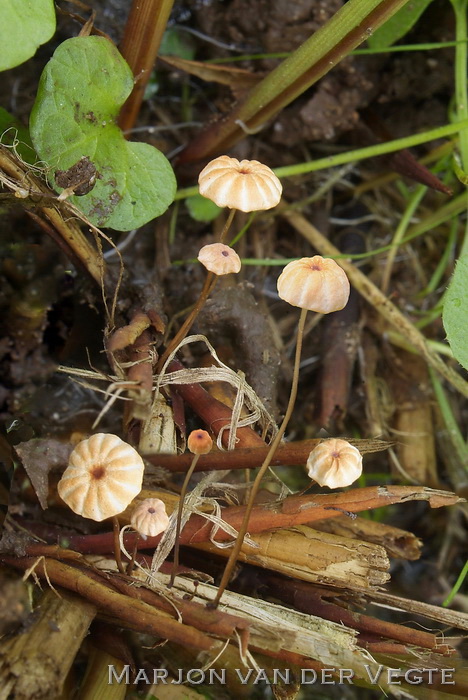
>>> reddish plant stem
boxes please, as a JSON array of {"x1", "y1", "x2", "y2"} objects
[
  {"x1": 144, "y1": 437, "x2": 392, "y2": 472},
  {"x1": 1, "y1": 555, "x2": 214, "y2": 651},
  {"x1": 167, "y1": 359, "x2": 267, "y2": 448},
  {"x1": 31, "y1": 486, "x2": 460, "y2": 555},
  {"x1": 261, "y1": 576, "x2": 453, "y2": 654}
]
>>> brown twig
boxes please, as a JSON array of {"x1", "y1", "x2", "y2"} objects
[
  {"x1": 144, "y1": 437, "x2": 392, "y2": 472},
  {"x1": 1, "y1": 555, "x2": 215, "y2": 651},
  {"x1": 42, "y1": 485, "x2": 462, "y2": 555},
  {"x1": 118, "y1": 0, "x2": 175, "y2": 132}
]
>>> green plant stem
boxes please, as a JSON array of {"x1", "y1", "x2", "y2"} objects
[
  {"x1": 381, "y1": 185, "x2": 427, "y2": 294},
  {"x1": 169, "y1": 453, "x2": 200, "y2": 587},
  {"x1": 212, "y1": 307, "x2": 308, "y2": 607},
  {"x1": 180, "y1": 0, "x2": 413, "y2": 161},
  {"x1": 429, "y1": 367, "x2": 468, "y2": 466},
  {"x1": 450, "y1": 0, "x2": 468, "y2": 258},
  {"x1": 175, "y1": 120, "x2": 468, "y2": 201},
  {"x1": 443, "y1": 560, "x2": 468, "y2": 607}
]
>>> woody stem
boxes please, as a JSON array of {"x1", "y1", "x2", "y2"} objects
[{"x1": 212, "y1": 307, "x2": 308, "y2": 606}]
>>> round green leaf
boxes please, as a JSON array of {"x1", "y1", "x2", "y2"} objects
[
  {"x1": 30, "y1": 36, "x2": 176, "y2": 230},
  {"x1": 185, "y1": 194, "x2": 222, "y2": 222},
  {"x1": 0, "y1": 0, "x2": 56, "y2": 71},
  {"x1": 443, "y1": 255, "x2": 468, "y2": 371}
]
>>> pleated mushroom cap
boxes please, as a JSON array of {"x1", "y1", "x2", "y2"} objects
[
  {"x1": 197, "y1": 243, "x2": 241, "y2": 275},
  {"x1": 198, "y1": 156, "x2": 282, "y2": 212},
  {"x1": 57, "y1": 433, "x2": 144, "y2": 521},
  {"x1": 277, "y1": 256, "x2": 350, "y2": 313},
  {"x1": 130, "y1": 498, "x2": 169, "y2": 538},
  {"x1": 306, "y1": 438, "x2": 362, "y2": 489}
]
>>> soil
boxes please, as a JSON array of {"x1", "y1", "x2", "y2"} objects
[{"x1": 0, "y1": 1, "x2": 467, "y2": 699}]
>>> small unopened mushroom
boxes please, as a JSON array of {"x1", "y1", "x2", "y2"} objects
[
  {"x1": 306, "y1": 439, "x2": 363, "y2": 489},
  {"x1": 130, "y1": 498, "x2": 169, "y2": 539},
  {"x1": 198, "y1": 155, "x2": 282, "y2": 212},
  {"x1": 198, "y1": 243, "x2": 241, "y2": 275},
  {"x1": 170, "y1": 429, "x2": 213, "y2": 586},
  {"x1": 277, "y1": 256, "x2": 350, "y2": 313},
  {"x1": 58, "y1": 433, "x2": 144, "y2": 521}
]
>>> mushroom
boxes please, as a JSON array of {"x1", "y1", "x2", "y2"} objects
[
  {"x1": 169, "y1": 429, "x2": 213, "y2": 586},
  {"x1": 58, "y1": 433, "x2": 144, "y2": 522},
  {"x1": 197, "y1": 243, "x2": 241, "y2": 275},
  {"x1": 277, "y1": 256, "x2": 350, "y2": 313},
  {"x1": 58, "y1": 433, "x2": 145, "y2": 575},
  {"x1": 211, "y1": 255, "x2": 351, "y2": 607},
  {"x1": 306, "y1": 439, "x2": 363, "y2": 488},
  {"x1": 198, "y1": 156, "x2": 282, "y2": 213},
  {"x1": 130, "y1": 498, "x2": 170, "y2": 538},
  {"x1": 157, "y1": 156, "x2": 281, "y2": 374}
]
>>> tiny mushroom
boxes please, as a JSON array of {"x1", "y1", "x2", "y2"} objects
[
  {"x1": 170, "y1": 429, "x2": 213, "y2": 586},
  {"x1": 57, "y1": 433, "x2": 144, "y2": 521},
  {"x1": 277, "y1": 256, "x2": 350, "y2": 314},
  {"x1": 130, "y1": 498, "x2": 169, "y2": 539},
  {"x1": 187, "y1": 428, "x2": 213, "y2": 455},
  {"x1": 306, "y1": 438, "x2": 363, "y2": 489},
  {"x1": 198, "y1": 155, "x2": 282, "y2": 213},
  {"x1": 198, "y1": 243, "x2": 241, "y2": 275}
]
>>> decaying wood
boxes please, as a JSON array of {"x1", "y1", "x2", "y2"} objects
[
  {"x1": 312, "y1": 515, "x2": 422, "y2": 560},
  {"x1": 366, "y1": 589, "x2": 468, "y2": 631},
  {"x1": 55, "y1": 485, "x2": 462, "y2": 555},
  {"x1": 145, "y1": 436, "x2": 392, "y2": 472},
  {"x1": 1, "y1": 556, "x2": 215, "y2": 652},
  {"x1": 388, "y1": 349, "x2": 438, "y2": 486},
  {"x1": 195, "y1": 525, "x2": 390, "y2": 590},
  {"x1": 78, "y1": 648, "x2": 127, "y2": 700},
  {"x1": 0, "y1": 588, "x2": 96, "y2": 700},
  {"x1": 260, "y1": 575, "x2": 454, "y2": 655}
]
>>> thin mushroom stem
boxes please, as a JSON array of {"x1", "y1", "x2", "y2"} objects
[
  {"x1": 156, "y1": 272, "x2": 217, "y2": 372},
  {"x1": 218, "y1": 208, "x2": 236, "y2": 243},
  {"x1": 112, "y1": 515, "x2": 126, "y2": 575},
  {"x1": 212, "y1": 307, "x2": 308, "y2": 607},
  {"x1": 169, "y1": 453, "x2": 201, "y2": 587},
  {"x1": 156, "y1": 209, "x2": 237, "y2": 373}
]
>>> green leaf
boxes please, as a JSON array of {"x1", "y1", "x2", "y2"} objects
[
  {"x1": 443, "y1": 256, "x2": 468, "y2": 371},
  {"x1": 0, "y1": 107, "x2": 36, "y2": 163},
  {"x1": 29, "y1": 36, "x2": 176, "y2": 230},
  {"x1": 367, "y1": 0, "x2": 434, "y2": 50},
  {"x1": 0, "y1": 0, "x2": 56, "y2": 71},
  {"x1": 185, "y1": 194, "x2": 221, "y2": 222}
]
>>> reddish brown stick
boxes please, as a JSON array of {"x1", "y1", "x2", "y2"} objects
[
  {"x1": 34, "y1": 486, "x2": 461, "y2": 554},
  {"x1": 144, "y1": 437, "x2": 391, "y2": 472}
]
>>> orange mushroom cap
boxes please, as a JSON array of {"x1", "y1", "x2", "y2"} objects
[{"x1": 187, "y1": 429, "x2": 213, "y2": 455}]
